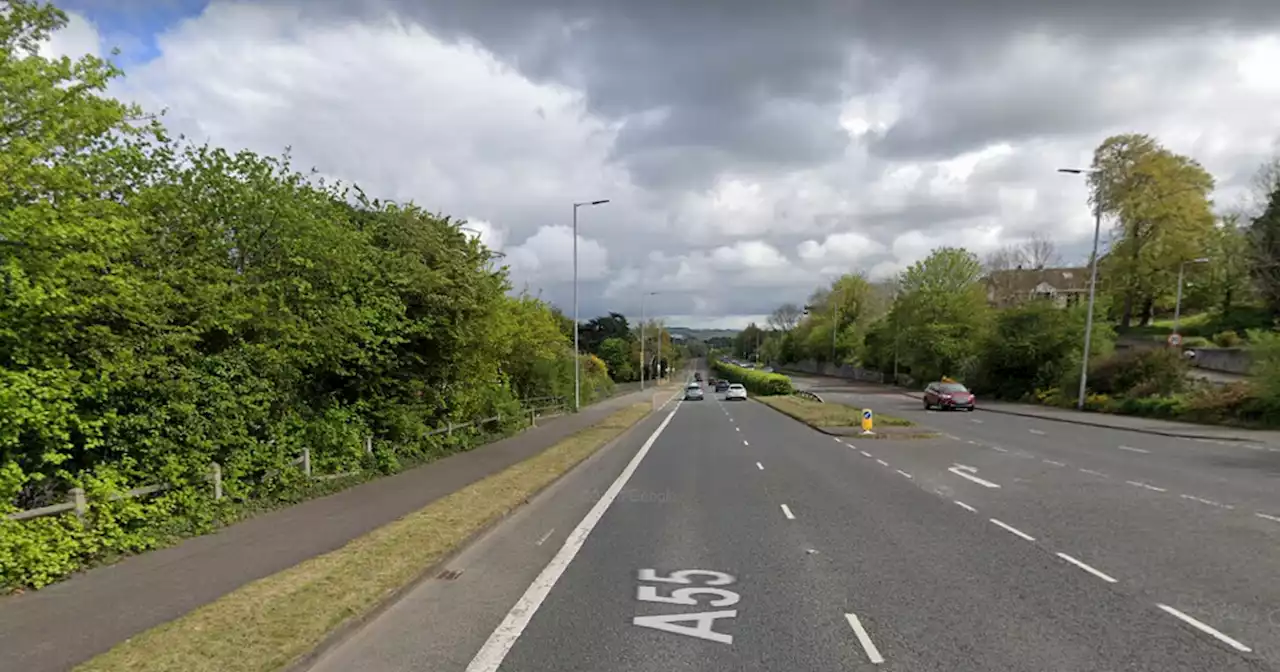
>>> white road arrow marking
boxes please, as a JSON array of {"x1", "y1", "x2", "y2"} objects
[{"x1": 948, "y1": 464, "x2": 1001, "y2": 488}]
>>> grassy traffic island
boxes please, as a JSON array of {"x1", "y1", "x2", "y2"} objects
[
  {"x1": 756, "y1": 396, "x2": 940, "y2": 440},
  {"x1": 75, "y1": 403, "x2": 653, "y2": 672}
]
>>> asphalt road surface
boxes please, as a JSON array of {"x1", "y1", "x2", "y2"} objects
[{"x1": 306, "y1": 371, "x2": 1277, "y2": 671}]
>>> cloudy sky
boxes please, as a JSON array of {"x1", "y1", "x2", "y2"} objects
[{"x1": 44, "y1": 0, "x2": 1280, "y2": 328}]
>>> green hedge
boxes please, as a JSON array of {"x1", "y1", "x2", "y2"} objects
[{"x1": 710, "y1": 360, "x2": 794, "y2": 395}]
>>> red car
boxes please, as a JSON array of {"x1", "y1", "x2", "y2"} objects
[{"x1": 923, "y1": 381, "x2": 975, "y2": 411}]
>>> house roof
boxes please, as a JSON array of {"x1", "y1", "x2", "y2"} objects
[{"x1": 983, "y1": 266, "x2": 1091, "y2": 295}]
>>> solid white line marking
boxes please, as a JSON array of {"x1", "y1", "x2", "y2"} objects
[
  {"x1": 1157, "y1": 604, "x2": 1252, "y2": 652},
  {"x1": 756, "y1": 462, "x2": 763, "y2": 470},
  {"x1": 535, "y1": 528, "x2": 556, "y2": 546},
  {"x1": 876, "y1": 459, "x2": 889, "y2": 467},
  {"x1": 948, "y1": 467, "x2": 1001, "y2": 488},
  {"x1": 991, "y1": 446, "x2": 1009, "y2": 453},
  {"x1": 1180, "y1": 494, "x2": 1234, "y2": 509},
  {"x1": 989, "y1": 518, "x2": 1036, "y2": 541},
  {"x1": 844, "y1": 613, "x2": 885, "y2": 664},
  {"x1": 1256, "y1": 512, "x2": 1280, "y2": 523},
  {"x1": 1043, "y1": 459, "x2": 1066, "y2": 467},
  {"x1": 955, "y1": 501, "x2": 977, "y2": 513},
  {"x1": 1029, "y1": 429, "x2": 1046, "y2": 435},
  {"x1": 1079, "y1": 468, "x2": 1108, "y2": 477},
  {"x1": 465, "y1": 404, "x2": 681, "y2": 672},
  {"x1": 781, "y1": 504, "x2": 796, "y2": 520},
  {"x1": 860, "y1": 451, "x2": 872, "y2": 457},
  {"x1": 1118, "y1": 445, "x2": 1150, "y2": 454},
  {"x1": 1056, "y1": 552, "x2": 1117, "y2": 583},
  {"x1": 896, "y1": 469, "x2": 913, "y2": 479}
]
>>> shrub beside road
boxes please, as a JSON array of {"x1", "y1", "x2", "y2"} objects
[{"x1": 74, "y1": 403, "x2": 653, "y2": 672}]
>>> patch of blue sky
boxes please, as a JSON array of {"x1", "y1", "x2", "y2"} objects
[{"x1": 58, "y1": 0, "x2": 210, "y2": 66}]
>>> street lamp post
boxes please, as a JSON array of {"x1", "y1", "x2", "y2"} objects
[
  {"x1": 1173, "y1": 257, "x2": 1211, "y2": 336},
  {"x1": 1058, "y1": 167, "x2": 1103, "y2": 411},
  {"x1": 572, "y1": 199, "x2": 610, "y2": 412},
  {"x1": 640, "y1": 291, "x2": 658, "y2": 391}
]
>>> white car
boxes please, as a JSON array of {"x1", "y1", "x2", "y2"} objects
[{"x1": 725, "y1": 383, "x2": 748, "y2": 401}]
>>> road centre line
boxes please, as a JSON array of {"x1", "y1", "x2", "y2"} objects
[
  {"x1": 1180, "y1": 494, "x2": 1233, "y2": 510},
  {"x1": 861, "y1": 450, "x2": 872, "y2": 458},
  {"x1": 1043, "y1": 459, "x2": 1066, "y2": 467},
  {"x1": 896, "y1": 469, "x2": 913, "y2": 479},
  {"x1": 990, "y1": 446, "x2": 1009, "y2": 453},
  {"x1": 1125, "y1": 480, "x2": 1168, "y2": 492},
  {"x1": 1256, "y1": 512, "x2": 1280, "y2": 523},
  {"x1": 844, "y1": 613, "x2": 885, "y2": 664},
  {"x1": 876, "y1": 459, "x2": 889, "y2": 467},
  {"x1": 735, "y1": 427, "x2": 740, "y2": 432},
  {"x1": 743, "y1": 440, "x2": 749, "y2": 446},
  {"x1": 1117, "y1": 445, "x2": 1150, "y2": 454},
  {"x1": 756, "y1": 462, "x2": 763, "y2": 470},
  {"x1": 1029, "y1": 429, "x2": 1046, "y2": 435},
  {"x1": 955, "y1": 501, "x2": 977, "y2": 513},
  {"x1": 1156, "y1": 604, "x2": 1252, "y2": 653},
  {"x1": 971, "y1": 418, "x2": 983, "y2": 424},
  {"x1": 780, "y1": 504, "x2": 796, "y2": 520},
  {"x1": 464, "y1": 404, "x2": 680, "y2": 672},
  {"x1": 989, "y1": 518, "x2": 1036, "y2": 541},
  {"x1": 1056, "y1": 553, "x2": 1118, "y2": 583},
  {"x1": 1079, "y1": 468, "x2": 1108, "y2": 477}
]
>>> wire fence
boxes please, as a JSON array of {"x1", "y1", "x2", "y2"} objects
[{"x1": 6, "y1": 398, "x2": 567, "y2": 522}]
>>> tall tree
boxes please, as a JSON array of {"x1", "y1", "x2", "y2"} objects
[
  {"x1": 767, "y1": 303, "x2": 803, "y2": 332},
  {"x1": 1090, "y1": 133, "x2": 1216, "y2": 327},
  {"x1": 892, "y1": 247, "x2": 990, "y2": 382},
  {"x1": 1251, "y1": 178, "x2": 1280, "y2": 318}
]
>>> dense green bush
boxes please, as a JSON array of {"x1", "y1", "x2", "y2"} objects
[
  {"x1": 1212, "y1": 330, "x2": 1242, "y2": 347},
  {"x1": 0, "y1": 2, "x2": 619, "y2": 591},
  {"x1": 710, "y1": 360, "x2": 793, "y2": 395},
  {"x1": 1086, "y1": 348, "x2": 1187, "y2": 398}
]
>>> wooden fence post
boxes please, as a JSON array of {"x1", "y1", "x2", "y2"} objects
[
  {"x1": 302, "y1": 447, "x2": 311, "y2": 478},
  {"x1": 365, "y1": 435, "x2": 373, "y2": 455},
  {"x1": 210, "y1": 462, "x2": 223, "y2": 501},
  {"x1": 70, "y1": 487, "x2": 87, "y2": 522}
]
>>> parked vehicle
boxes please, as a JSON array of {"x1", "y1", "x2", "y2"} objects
[
  {"x1": 923, "y1": 381, "x2": 975, "y2": 411},
  {"x1": 725, "y1": 383, "x2": 748, "y2": 401},
  {"x1": 684, "y1": 383, "x2": 705, "y2": 401}
]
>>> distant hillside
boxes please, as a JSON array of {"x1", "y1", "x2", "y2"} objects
[{"x1": 667, "y1": 326, "x2": 740, "y2": 341}]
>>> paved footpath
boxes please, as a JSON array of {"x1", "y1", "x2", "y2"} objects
[{"x1": 0, "y1": 386, "x2": 670, "y2": 672}]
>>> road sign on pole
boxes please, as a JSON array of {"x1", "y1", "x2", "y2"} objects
[
  {"x1": 1168, "y1": 333, "x2": 1182, "y2": 348},
  {"x1": 861, "y1": 409, "x2": 874, "y2": 433}
]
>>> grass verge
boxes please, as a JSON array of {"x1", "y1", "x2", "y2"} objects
[
  {"x1": 75, "y1": 402, "x2": 653, "y2": 672},
  {"x1": 757, "y1": 395, "x2": 914, "y2": 427}
]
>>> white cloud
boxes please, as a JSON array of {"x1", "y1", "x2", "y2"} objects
[
  {"x1": 504, "y1": 225, "x2": 609, "y2": 283},
  {"x1": 38, "y1": 10, "x2": 101, "y2": 61},
  {"x1": 73, "y1": 1, "x2": 1280, "y2": 328}
]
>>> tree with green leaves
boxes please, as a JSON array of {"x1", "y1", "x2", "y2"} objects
[
  {"x1": 890, "y1": 247, "x2": 990, "y2": 382},
  {"x1": 1090, "y1": 133, "x2": 1216, "y2": 327}
]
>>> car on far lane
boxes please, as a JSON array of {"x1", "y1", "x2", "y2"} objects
[
  {"x1": 923, "y1": 381, "x2": 975, "y2": 411},
  {"x1": 725, "y1": 383, "x2": 748, "y2": 401},
  {"x1": 684, "y1": 383, "x2": 704, "y2": 401},
  {"x1": 714, "y1": 380, "x2": 730, "y2": 392}
]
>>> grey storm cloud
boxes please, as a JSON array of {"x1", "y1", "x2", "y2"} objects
[
  {"x1": 285, "y1": 0, "x2": 1280, "y2": 186},
  {"x1": 118, "y1": 0, "x2": 1280, "y2": 324}
]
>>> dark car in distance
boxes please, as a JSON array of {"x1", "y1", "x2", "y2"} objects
[
  {"x1": 923, "y1": 381, "x2": 975, "y2": 411},
  {"x1": 715, "y1": 380, "x2": 730, "y2": 393}
]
